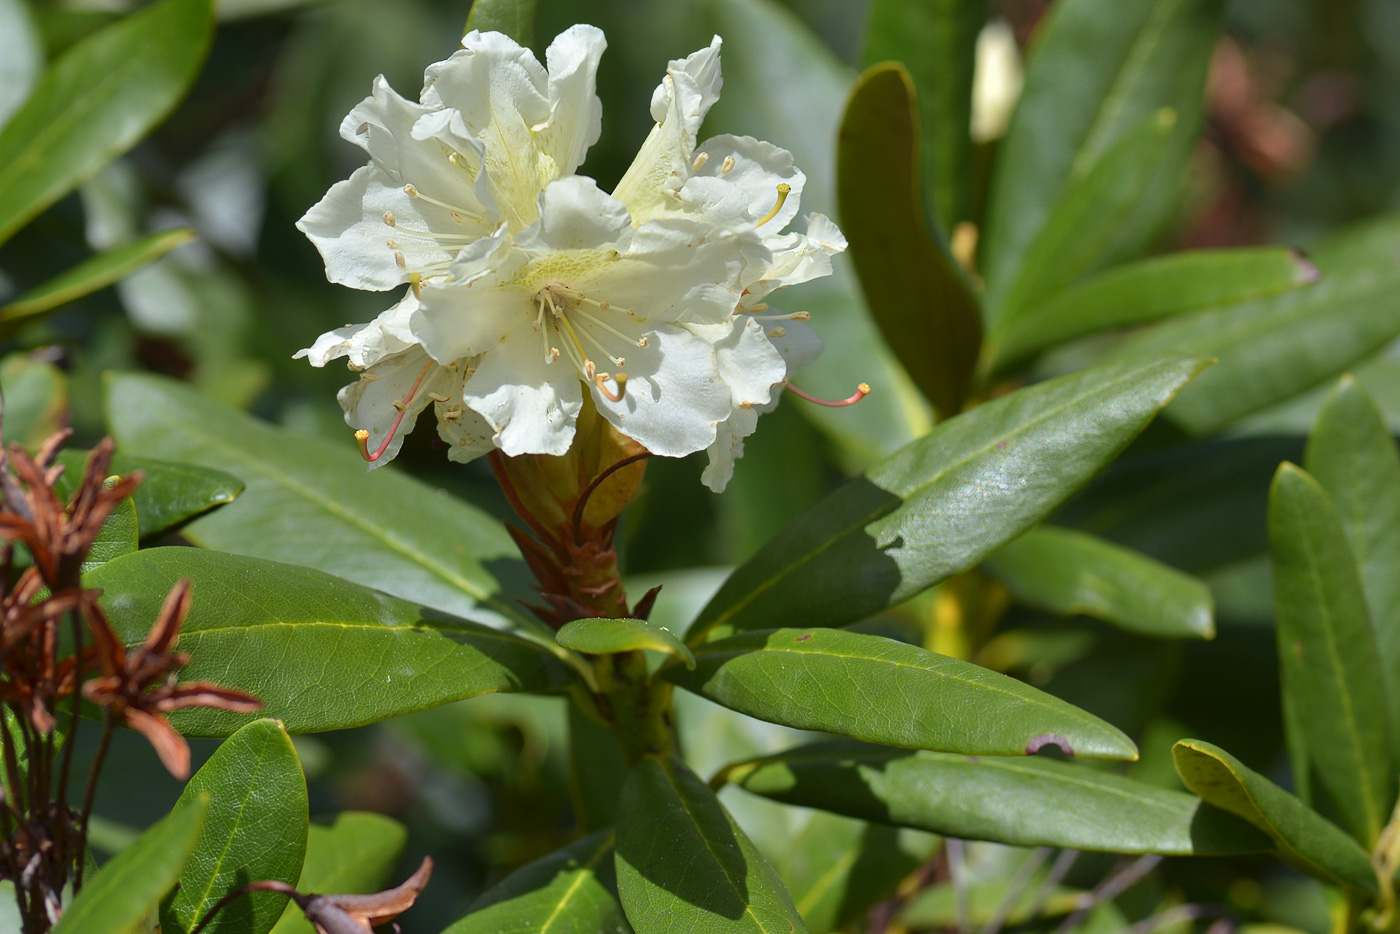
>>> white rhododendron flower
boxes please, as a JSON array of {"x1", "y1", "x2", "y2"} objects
[{"x1": 296, "y1": 25, "x2": 848, "y2": 491}]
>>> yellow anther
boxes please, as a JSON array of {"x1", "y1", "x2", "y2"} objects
[
  {"x1": 693, "y1": 152, "x2": 710, "y2": 171},
  {"x1": 395, "y1": 252, "x2": 408, "y2": 270},
  {"x1": 383, "y1": 211, "x2": 396, "y2": 227},
  {"x1": 403, "y1": 184, "x2": 419, "y2": 198},
  {"x1": 386, "y1": 238, "x2": 400, "y2": 250},
  {"x1": 768, "y1": 326, "x2": 786, "y2": 338},
  {"x1": 755, "y1": 183, "x2": 791, "y2": 227},
  {"x1": 720, "y1": 155, "x2": 736, "y2": 174}
]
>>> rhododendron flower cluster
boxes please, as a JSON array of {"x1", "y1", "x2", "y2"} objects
[{"x1": 296, "y1": 25, "x2": 845, "y2": 491}]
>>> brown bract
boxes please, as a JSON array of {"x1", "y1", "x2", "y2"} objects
[{"x1": 82, "y1": 579, "x2": 262, "y2": 779}]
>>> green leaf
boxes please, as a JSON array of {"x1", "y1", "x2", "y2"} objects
[
  {"x1": 0, "y1": 0, "x2": 41, "y2": 129},
  {"x1": 777, "y1": 813, "x2": 931, "y2": 934},
  {"x1": 443, "y1": 829, "x2": 629, "y2": 934},
  {"x1": 1107, "y1": 213, "x2": 1400, "y2": 434},
  {"x1": 1269, "y1": 463, "x2": 1394, "y2": 845},
  {"x1": 84, "y1": 547, "x2": 576, "y2": 735},
  {"x1": 0, "y1": 228, "x2": 196, "y2": 338},
  {"x1": 1173, "y1": 739, "x2": 1378, "y2": 892},
  {"x1": 861, "y1": 0, "x2": 980, "y2": 236},
  {"x1": 1304, "y1": 376, "x2": 1400, "y2": 755},
  {"x1": 984, "y1": 526, "x2": 1214, "y2": 639},
  {"x1": 689, "y1": 354, "x2": 1210, "y2": 639},
  {"x1": 837, "y1": 63, "x2": 981, "y2": 419},
  {"x1": 981, "y1": 0, "x2": 1222, "y2": 322},
  {"x1": 616, "y1": 755, "x2": 809, "y2": 934},
  {"x1": 464, "y1": 0, "x2": 535, "y2": 47},
  {"x1": 556, "y1": 617, "x2": 695, "y2": 669},
  {"x1": 53, "y1": 795, "x2": 210, "y2": 934},
  {"x1": 994, "y1": 107, "x2": 1180, "y2": 325},
  {"x1": 567, "y1": 702, "x2": 628, "y2": 832},
  {"x1": 0, "y1": 0, "x2": 213, "y2": 247},
  {"x1": 666, "y1": 628, "x2": 1136, "y2": 760},
  {"x1": 698, "y1": 0, "x2": 932, "y2": 461},
  {"x1": 83, "y1": 493, "x2": 137, "y2": 574},
  {"x1": 105, "y1": 372, "x2": 532, "y2": 633},
  {"x1": 57, "y1": 448, "x2": 243, "y2": 539},
  {"x1": 269, "y1": 812, "x2": 407, "y2": 934},
  {"x1": 0, "y1": 354, "x2": 67, "y2": 449},
  {"x1": 990, "y1": 246, "x2": 1319, "y2": 373},
  {"x1": 726, "y1": 740, "x2": 1269, "y2": 856},
  {"x1": 162, "y1": 720, "x2": 308, "y2": 934}
]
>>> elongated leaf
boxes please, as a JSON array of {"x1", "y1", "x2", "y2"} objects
[
  {"x1": 464, "y1": 0, "x2": 536, "y2": 46},
  {"x1": 777, "y1": 813, "x2": 930, "y2": 934},
  {"x1": 568, "y1": 702, "x2": 628, "y2": 832},
  {"x1": 1270, "y1": 464, "x2": 1394, "y2": 845},
  {"x1": 699, "y1": 0, "x2": 933, "y2": 460},
  {"x1": 726, "y1": 740, "x2": 1267, "y2": 855},
  {"x1": 667, "y1": 628, "x2": 1136, "y2": 759},
  {"x1": 689, "y1": 354, "x2": 1209, "y2": 639},
  {"x1": 57, "y1": 449, "x2": 244, "y2": 539},
  {"x1": 444, "y1": 829, "x2": 628, "y2": 934},
  {"x1": 862, "y1": 0, "x2": 980, "y2": 236},
  {"x1": 0, "y1": 228, "x2": 196, "y2": 338},
  {"x1": 85, "y1": 548, "x2": 575, "y2": 735},
  {"x1": 995, "y1": 108, "x2": 1179, "y2": 324},
  {"x1": 53, "y1": 795, "x2": 210, "y2": 934},
  {"x1": 162, "y1": 720, "x2": 308, "y2": 934},
  {"x1": 1173, "y1": 739, "x2": 1377, "y2": 891},
  {"x1": 838, "y1": 64, "x2": 981, "y2": 419},
  {"x1": 616, "y1": 755, "x2": 808, "y2": 934},
  {"x1": 0, "y1": 0, "x2": 213, "y2": 247},
  {"x1": 0, "y1": 0, "x2": 41, "y2": 129},
  {"x1": 0, "y1": 354, "x2": 67, "y2": 449},
  {"x1": 1109, "y1": 213, "x2": 1400, "y2": 434},
  {"x1": 981, "y1": 0, "x2": 1222, "y2": 321},
  {"x1": 990, "y1": 246, "x2": 1319, "y2": 372},
  {"x1": 269, "y1": 812, "x2": 407, "y2": 934},
  {"x1": 1305, "y1": 376, "x2": 1400, "y2": 755},
  {"x1": 105, "y1": 373, "x2": 531, "y2": 632},
  {"x1": 984, "y1": 526, "x2": 1214, "y2": 639},
  {"x1": 557, "y1": 617, "x2": 695, "y2": 669}
]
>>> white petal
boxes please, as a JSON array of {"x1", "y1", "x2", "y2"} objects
[
  {"x1": 531, "y1": 176, "x2": 633, "y2": 251},
  {"x1": 463, "y1": 327, "x2": 583, "y2": 456},
  {"x1": 577, "y1": 219, "x2": 744, "y2": 327},
  {"x1": 295, "y1": 291, "x2": 420, "y2": 369},
  {"x1": 592, "y1": 321, "x2": 730, "y2": 457},
  {"x1": 688, "y1": 134, "x2": 805, "y2": 233},
  {"x1": 430, "y1": 357, "x2": 498, "y2": 463},
  {"x1": 411, "y1": 239, "x2": 530, "y2": 362},
  {"x1": 337, "y1": 346, "x2": 452, "y2": 470},
  {"x1": 537, "y1": 25, "x2": 607, "y2": 177},
  {"x1": 766, "y1": 317, "x2": 824, "y2": 374},
  {"x1": 743, "y1": 212, "x2": 847, "y2": 300},
  {"x1": 612, "y1": 36, "x2": 724, "y2": 226},
  {"x1": 702, "y1": 404, "x2": 757, "y2": 493},
  {"x1": 714, "y1": 316, "x2": 787, "y2": 407}
]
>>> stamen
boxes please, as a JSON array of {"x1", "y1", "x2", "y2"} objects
[
  {"x1": 386, "y1": 238, "x2": 400, "y2": 250},
  {"x1": 767, "y1": 327, "x2": 786, "y2": 338},
  {"x1": 720, "y1": 155, "x2": 736, "y2": 174},
  {"x1": 749, "y1": 303, "x2": 769, "y2": 313},
  {"x1": 785, "y1": 380, "x2": 871, "y2": 408},
  {"x1": 751, "y1": 310, "x2": 810, "y2": 322},
  {"x1": 595, "y1": 372, "x2": 627, "y2": 403},
  {"x1": 402, "y1": 183, "x2": 485, "y2": 221},
  {"x1": 356, "y1": 359, "x2": 435, "y2": 462},
  {"x1": 693, "y1": 152, "x2": 709, "y2": 171},
  {"x1": 383, "y1": 211, "x2": 396, "y2": 227},
  {"x1": 394, "y1": 252, "x2": 407, "y2": 270},
  {"x1": 755, "y1": 183, "x2": 792, "y2": 227},
  {"x1": 570, "y1": 304, "x2": 646, "y2": 350}
]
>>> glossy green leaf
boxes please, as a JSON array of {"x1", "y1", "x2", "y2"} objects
[
  {"x1": 0, "y1": 354, "x2": 67, "y2": 449},
  {"x1": 56, "y1": 448, "x2": 241, "y2": 539},
  {"x1": 464, "y1": 0, "x2": 535, "y2": 47},
  {"x1": 1108, "y1": 213, "x2": 1400, "y2": 434},
  {"x1": 568, "y1": 703, "x2": 628, "y2": 832},
  {"x1": 689, "y1": 354, "x2": 1209, "y2": 639},
  {"x1": 269, "y1": 812, "x2": 406, "y2": 934},
  {"x1": 1269, "y1": 464, "x2": 1394, "y2": 845},
  {"x1": 995, "y1": 107, "x2": 1179, "y2": 325},
  {"x1": 162, "y1": 720, "x2": 308, "y2": 934},
  {"x1": 53, "y1": 795, "x2": 210, "y2": 934},
  {"x1": 981, "y1": 0, "x2": 1221, "y2": 322},
  {"x1": 1305, "y1": 376, "x2": 1400, "y2": 754},
  {"x1": 837, "y1": 64, "x2": 981, "y2": 418},
  {"x1": 0, "y1": 228, "x2": 196, "y2": 338},
  {"x1": 444, "y1": 829, "x2": 628, "y2": 934},
  {"x1": 84, "y1": 494, "x2": 137, "y2": 574},
  {"x1": 861, "y1": 0, "x2": 980, "y2": 236},
  {"x1": 556, "y1": 617, "x2": 695, "y2": 669},
  {"x1": 0, "y1": 0, "x2": 41, "y2": 128},
  {"x1": 105, "y1": 372, "x2": 532, "y2": 633},
  {"x1": 667, "y1": 628, "x2": 1136, "y2": 759},
  {"x1": 777, "y1": 813, "x2": 930, "y2": 934},
  {"x1": 85, "y1": 547, "x2": 576, "y2": 735},
  {"x1": 0, "y1": 0, "x2": 213, "y2": 247},
  {"x1": 990, "y1": 246, "x2": 1319, "y2": 372},
  {"x1": 984, "y1": 526, "x2": 1214, "y2": 639},
  {"x1": 1173, "y1": 739, "x2": 1377, "y2": 891},
  {"x1": 699, "y1": 0, "x2": 932, "y2": 461},
  {"x1": 725, "y1": 740, "x2": 1268, "y2": 856},
  {"x1": 616, "y1": 755, "x2": 808, "y2": 934}
]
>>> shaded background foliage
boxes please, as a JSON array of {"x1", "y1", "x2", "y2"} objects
[{"x1": 4, "y1": 0, "x2": 1400, "y2": 930}]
